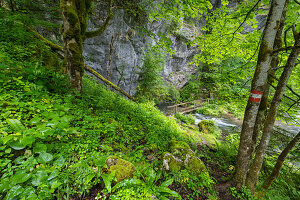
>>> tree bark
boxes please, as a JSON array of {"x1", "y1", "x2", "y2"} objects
[
  {"x1": 235, "y1": 0, "x2": 287, "y2": 188},
  {"x1": 60, "y1": 0, "x2": 112, "y2": 92},
  {"x1": 259, "y1": 130, "x2": 300, "y2": 195},
  {"x1": 249, "y1": 0, "x2": 288, "y2": 160},
  {"x1": 61, "y1": 0, "x2": 85, "y2": 92},
  {"x1": 245, "y1": 28, "x2": 300, "y2": 193}
]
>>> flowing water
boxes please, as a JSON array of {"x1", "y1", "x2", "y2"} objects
[
  {"x1": 194, "y1": 113, "x2": 300, "y2": 137},
  {"x1": 194, "y1": 113, "x2": 300, "y2": 166}
]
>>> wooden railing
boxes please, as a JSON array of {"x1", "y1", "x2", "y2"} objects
[{"x1": 167, "y1": 100, "x2": 204, "y2": 114}]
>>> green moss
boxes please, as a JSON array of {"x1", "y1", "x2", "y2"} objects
[
  {"x1": 163, "y1": 152, "x2": 183, "y2": 171},
  {"x1": 185, "y1": 154, "x2": 207, "y2": 173},
  {"x1": 170, "y1": 140, "x2": 193, "y2": 157},
  {"x1": 198, "y1": 119, "x2": 215, "y2": 134},
  {"x1": 163, "y1": 140, "x2": 208, "y2": 174},
  {"x1": 106, "y1": 156, "x2": 136, "y2": 182},
  {"x1": 258, "y1": 40, "x2": 273, "y2": 62}
]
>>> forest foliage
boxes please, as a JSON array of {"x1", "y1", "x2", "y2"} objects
[{"x1": 0, "y1": 0, "x2": 299, "y2": 199}]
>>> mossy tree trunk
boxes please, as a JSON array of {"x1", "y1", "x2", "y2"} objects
[
  {"x1": 235, "y1": 0, "x2": 288, "y2": 188},
  {"x1": 245, "y1": 27, "x2": 300, "y2": 193},
  {"x1": 249, "y1": 0, "x2": 287, "y2": 160},
  {"x1": 60, "y1": 0, "x2": 113, "y2": 92}
]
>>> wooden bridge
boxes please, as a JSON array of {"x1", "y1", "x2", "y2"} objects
[{"x1": 167, "y1": 100, "x2": 206, "y2": 114}]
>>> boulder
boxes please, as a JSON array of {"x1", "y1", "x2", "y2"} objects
[
  {"x1": 106, "y1": 156, "x2": 136, "y2": 182},
  {"x1": 163, "y1": 152, "x2": 183, "y2": 171},
  {"x1": 198, "y1": 119, "x2": 215, "y2": 134},
  {"x1": 162, "y1": 140, "x2": 207, "y2": 174}
]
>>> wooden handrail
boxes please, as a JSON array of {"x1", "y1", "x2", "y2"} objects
[{"x1": 167, "y1": 100, "x2": 202, "y2": 108}]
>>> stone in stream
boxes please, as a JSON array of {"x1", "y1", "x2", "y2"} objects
[{"x1": 198, "y1": 119, "x2": 215, "y2": 134}]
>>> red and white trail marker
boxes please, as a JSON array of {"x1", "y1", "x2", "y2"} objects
[{"x1": 249, "y1": 91, "x2": 263, "y2": 102}]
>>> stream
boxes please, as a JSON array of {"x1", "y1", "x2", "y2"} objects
[
  {"x1": 194, "y1": 113, "x2": 300, "y2": 166},
  {"x1": 194, "y1": 113, "x2": 300, "y2": 136}
]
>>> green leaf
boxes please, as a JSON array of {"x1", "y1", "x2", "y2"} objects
[
  {"x1": 48, "y1": 170, "x2": 59, "y2": 180},
  {"x1": 6, "y1": 119, "x2": 26, "y2": 132},
  {"x1": 19, "y1": 187, "x2": 35, "y2": 199},
  {"x1": 101, "y1": 171, "x2": 116, "y2": 193},
  {"x1": 5, "y1": 185, "x2": 24, "y2": 200},
  {"x1": 145, "y1": 168, "x2": 156, "y2": 186},
  {"x1": 86, "y1": 174, "x2": 95, "y2": 183},
  {"x1": 9, "y1": 141, "x2": 25, "y2": 150},
  {"x1": 31, "y1": 170, "x2": 48, "y2": 186},
  {"x1": 109, "y1": 195, "x2": 120, "y2": 200},
  {"x1": 20, "y1": 136, "x2": 35, "y2": 147},
  {"x1": 33, "y1": 143, "x2": 47, "y2": 154},
  {"x1": 157, "y1": 187, "x2": 181, "y2": 198},
  {"x1": 160, "y1": 179, "x2": 173, "y2": 188},
  {"x1": 112, "y1": 178, "x2": 145, "y2": 192},
  {"x1": 37, "y1": 152, "x2": 53, "y2": 163},
  {"x1": 5, "y1": 148, "x2": 11, "y2": 154},
  {"x1": 11, "y1": 170, "x2": 31, "y2": 185},
  {"x1": 51, "y1": 180, "x2": 62, "y2": 189},
  {"x1": 1, "y1": 135, "x2": 13, "y2": 144},
  {"x1": 53, "y1": 156, "x2": 65, "y2": 167}
]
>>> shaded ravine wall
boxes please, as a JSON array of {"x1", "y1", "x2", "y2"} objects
[
  {"x1": 83, "y1": 2, "x2": 201, "y2": 95},
  {"x1": 83, "y1": 1, "x2": 267, "y2": 95}
]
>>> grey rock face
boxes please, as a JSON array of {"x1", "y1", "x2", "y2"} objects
[
  {"x1": 83, "y1": 3, "x2": 199, "y2": 95},
  {"x1": 83, "y1": 1, "x2": 266, "y2": 95}
]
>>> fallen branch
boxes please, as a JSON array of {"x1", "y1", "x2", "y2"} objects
[{"x1": 85, "y1": 65, "x2": 136, "y2": 102}]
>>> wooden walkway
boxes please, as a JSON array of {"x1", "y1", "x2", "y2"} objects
[{"x1": 167, "y1": 100, "x2": 205, "y2": 114}]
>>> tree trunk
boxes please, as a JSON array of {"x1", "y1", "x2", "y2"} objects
[
  {"x1": 235, "y1": 0, "x2": 287, "y2": 188},
  {"x1": 61, "y1": 0, "x2": 85, "y2": 92},
  {"x1": 245, "y1": 29, "x2": 300, "y2": 193},
  {"x1": 259, "y1": 130, "x2": 300, "y2": 195},
  {"x1": 9, "y1": 0, "x2": 15, "y2": 11},
  {"x1": 249, "y1": 0, "x2": 287, "y2": 160}
]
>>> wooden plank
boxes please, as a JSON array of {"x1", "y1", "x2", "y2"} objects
[{"x1": 180, "y1": 106, "x2": 202, "y2": 114}]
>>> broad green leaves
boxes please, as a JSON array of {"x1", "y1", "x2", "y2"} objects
[{"x1": 37, "y1": 152, "x2": 53, "y2": 164}]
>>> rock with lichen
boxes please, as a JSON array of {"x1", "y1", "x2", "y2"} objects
[
  {"x1": 162, "y1": 140, "x2": 207, "y2": 173},
  {"x1": 105, "y1": 156, "x2": 136, "y2": 182},
  {"x1": 163, "y1": 152, "x2": 184, "y2": 171}
]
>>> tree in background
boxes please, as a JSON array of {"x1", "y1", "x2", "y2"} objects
[{"x1": 60, "y1": 0, "x2": 113, "y2": 92}]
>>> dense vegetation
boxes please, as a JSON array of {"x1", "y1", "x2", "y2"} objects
[{"x1": 0, "y1": 0, "x2": 299, "y2": 200}]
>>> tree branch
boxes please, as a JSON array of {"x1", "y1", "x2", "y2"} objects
[
  {"x1": 226, "y1": 0, "x2": 261, "y2": 45},
  {"x1": 268, "y1": 82, "x2": 298, "y2": 103},
  {"x1": 269, "y1": 74, "x2": 300, "y2": 98},
  {"x1": 294, "y1": 0, "x2": 300, "y2": 5},
  {"x1": 284, "y1": 26, "x2": 292, "y2": 53},
  {"x1": 286, "y1": 99, "x2": 300, "y2": 112},
  {"x1": 273, "y1": 45, "x2": 300, "y2": 53},
  {"x1": 83, "y1": 0, "x2": 113, "y2": 40}
]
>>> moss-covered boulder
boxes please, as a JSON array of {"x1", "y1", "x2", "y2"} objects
[
  {"x1": 198, "y1": 119, "x2": 215, "y2": 134},
  {"x1": 163, "y1": 152, "x2": 183, "y2": 171},
  {"x1": 106, "y1": 156, "x2": 136, "y2": 182},
  {"x1": 184, "y1": 154, "x2": 206, "y2": 173},
  {"x1": 162, "y1": 140, "x2": 207, "y2": 174}
]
